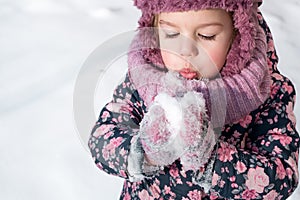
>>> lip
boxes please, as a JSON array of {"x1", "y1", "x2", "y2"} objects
[{"x1": 178, "y1": 68, "x2": 198, "y2": 79}]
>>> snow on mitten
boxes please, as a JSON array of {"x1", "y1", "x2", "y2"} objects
[
  {"x1": 178, "y1": 91, "x2": 217, "y2": 172},
  {"x1": 180, "y1": 123, "x2": 216, "y2": 172},
  {"x1": 139, "y1": 92, "x2": 186, "y2": 167}
]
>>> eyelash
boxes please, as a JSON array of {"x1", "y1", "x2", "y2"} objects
[
  {"x1": 165, "y1": 33, "x2": 179, "y2": 39},
  {"x1": 198, "y1": 34, "x2": 216, "y2": 41},
  {"x1": 164, "y1": 33, "x2": 216, "y2": 41}
]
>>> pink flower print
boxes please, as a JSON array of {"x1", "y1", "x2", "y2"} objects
[
  {"x1": 251, "y1": 146, "x2": 259, "y2": 153},
  {"x1": 271, "y1": 52, "x2": 277, "y2": 60},
  {"x1": 110, "y1": 137, "x2": 123, "y2": 148},
  {"x1": 269, "y1": 127, "x2": 282, "y2": 135},
  {"x1": 272, "y1": 73, "x2": 284, "y2": 81},
  {"x1": 267, "y1": 39, "x2": 275, "y2": 52},
  {"x1": 229, "y1": 176, "x2": 236, "y2": 182},
  {"x1": 138, "y1": 189, "x2": 154, "y2": 200},
  {"x1": 287, "y1": 122, "x2": 294, "y2": 132},
  {"x1": 286, "y1": 156, "x2": 299, "y2": 180},
  {"x1": 106, "y1": 103, "x2": 113, "y2": 111},
  {"x1": 239, "y1": 115, "x2": 252, "y2": 128},
  {"x1": 263, "y1": 190, "x2": 279, "y2": 200},
  {"x1": 286, "y1": 101, "x2": 296, "y2": 126},
  {"x1": 275, "y1": 158, "x2": 286, "y2": 180},
  {"x1": 108, "y1": 161, "x2": 114, "y2": 169},
  {"x1": 257, "y1": 13, "x2": 263, "y2": 21},
  {"x1": 209, "y1": 192, "x2": 219, "y2": 200},
  {"x1": 280, "y1": 136, "x2": 292, "y2": 146},
  {"x1": 272, "y1": 134, "x2": 292, "y2": 147},
  {"x1": 245, "y1": 166, "x2": 269, "y2": 193},
  {"x1": 219, "y1": 180, "x2": 225, "y2": 188},
  {"x1": 117, "y1": 115, "x2": 123, "y2": 123},
  {"x1": 176, "y1": 178, "x2": 183, "y2": 184},
  {"x1": 233, "y1": 130, "x2": 242, "y2": 138},
  {"x1": 231, "y1": 183, "x2": 238, "y2": 188},
  {"x1": 241, "y1": 189, "x2": 258, "y2": 200},
  {"x1": 101, "y1": 138, "x2": 123, "y2": 160},
  {"x1": 164, "y1": 185, "x2": 171, "y2": 194},
  {"x1": 123, "y1": 193, "x2": 131, "y2": 200},
  {"x1": 103, "y1": 131, "x2": 113, "y2": 140},
  {"x1": 120, "y1": 170, "x2": 127, "y2": 178},
  {"x1": 217, "y1": 142, "x2": 237, "y2": 162},
  {"x1": 120, "y1": 104, "x2": 133, "y2": 113},
  {"x1": 270, "y1": 128, "x2": 292, "y2": 146},
  {"x1": 132, "y1": 182, "x2": 137, "y2": 191},
  {"x1": 229, "y1": 176, "x2": 238, "y2": 188},
  {"x1": 93, "y1": 124, "x2": 114, "y2": 138},
  {"x1": 211, "y1": 173, "x2": 220, "y2": 186},
  {"x1": 101, "y1": 111, "x2": 110, "y2": 120},
  {"x1": 150, "y1": 184, "x2": 161, "y2": 199},
  {"x1": 106, "y1": 102, "x2": 122, "y2": 113},
  {"x1": 273, "y1": 146, "x2": 282, "y2": 155},
  {"x1": 267, "y1": 59, "x2": 273, "y2": 70},
  {"x1": 96, "y1": 162, "x2": 103, "y2": 170},
  {"x1": 187, "y1": 189, "x2": 202, "y2": 200},
  {"x1": 286, "y1": 168, "x2": 293, "y2": 179},
  {"x1": 236, "y1": 161, "x2": 247, "y2": 174},
  {"x1": 102, "y1": 147, "x2": 109, "y2": 160},
  {"x1": 169, "y1": 164, "x2": 179, "y2": 178},
  {"x1": 270, "y1": 84, "x2": 280, "y2": 98},
  {"x1": 282, "y1": 82, "x2": 293, "y2": 94},
  {"x1": 119, "y1": 148, "x2": 126, "y2": 156}
]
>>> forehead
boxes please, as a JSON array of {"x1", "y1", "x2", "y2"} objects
[{"x1": 158, "y1": 9, "x2": 231, "y2": 27}]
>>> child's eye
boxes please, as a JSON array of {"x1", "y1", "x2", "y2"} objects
[
  {"x1": 198, "y1": 33, "x2": 216, "y2": 41},
  {"x1": 164, "y1": 32, "x2": 180, "y2": 39}
]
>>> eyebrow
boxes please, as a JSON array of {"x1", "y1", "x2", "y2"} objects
[{"x1": 159, "y1": 20, "x2": 223, "y2": 28}]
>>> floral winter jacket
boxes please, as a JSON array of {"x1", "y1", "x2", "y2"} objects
[{"x1": 88, "y1": 15, "x2": 299, "y2": 200}]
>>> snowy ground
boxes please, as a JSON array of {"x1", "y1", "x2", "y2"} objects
[{"x1": 1, "y1": 0, "x2": 299, "y2": 199}]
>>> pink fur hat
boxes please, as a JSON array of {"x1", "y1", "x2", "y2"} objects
[{"x1": 133, "y1": 0, "x2": 263, "y2": 76}]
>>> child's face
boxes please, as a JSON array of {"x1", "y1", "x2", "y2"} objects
[{"x1": 157, "y1": 9, "x2": 234, "y2": 79}]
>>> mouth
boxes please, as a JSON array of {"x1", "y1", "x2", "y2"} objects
[{"x1": 178, "y1": 68, "x2": 199, "y2": 79}]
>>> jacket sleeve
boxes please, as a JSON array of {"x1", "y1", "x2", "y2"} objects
[
  {"x1": 88, "y1": 74, "x2": 146, "y2": 179},
  {"x1": 209, "y1": 74, "x2": 299, "y2": 199}
]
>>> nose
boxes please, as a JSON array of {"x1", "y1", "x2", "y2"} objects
[{"x1": 179, "y1": 36, "x2": 199, "y2": 57}]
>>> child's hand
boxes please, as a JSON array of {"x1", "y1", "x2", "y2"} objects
[
  {"x1": 139, "y1": 89, "x2": 216, "y2": 172},
  {"x1": 173, "y1": 91, "x2": 217, "y2": 172},
  {"x1": 139, "y1": 93, "x2": 186, "y2": 167},
  {"x1": 177, "y1": 91, "x2": 208, "y2": 147},
  {"x1": 180, "y1": 123, "x2": 216, "y2": 172}
]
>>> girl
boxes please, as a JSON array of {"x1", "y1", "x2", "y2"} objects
[{"x1": 89, "y1": 0, "x2": 299, "y2": 199}]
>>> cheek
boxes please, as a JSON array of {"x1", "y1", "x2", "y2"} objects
[
  {"x1": 161, "y1": 50, "x2": 184, "y2": 70},
  {"x1": 207, "y1": 47, "x2": 228, "y2": 71}
]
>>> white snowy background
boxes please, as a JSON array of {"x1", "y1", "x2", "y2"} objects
[{"x1": 1, "y1": 0, "x2": 299, "y2": 199}]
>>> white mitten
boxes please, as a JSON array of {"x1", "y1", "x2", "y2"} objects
[
  {"x1": 139, "y1": 93, "x2": 186, "y2": 167},
  {"x1": 175, "y1": 91, "x2": 217, "y2": 171},
  {"x1": 140, "y1": 72, "x2": 216, "y2": 173}
]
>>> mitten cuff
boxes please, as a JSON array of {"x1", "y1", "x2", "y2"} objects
[
  {"x1": 127, "y1": 134, "x2": 145, "y2": 182},
  {"x1": 127, "y1": 132, "x2": 166, "y2": 181}
]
